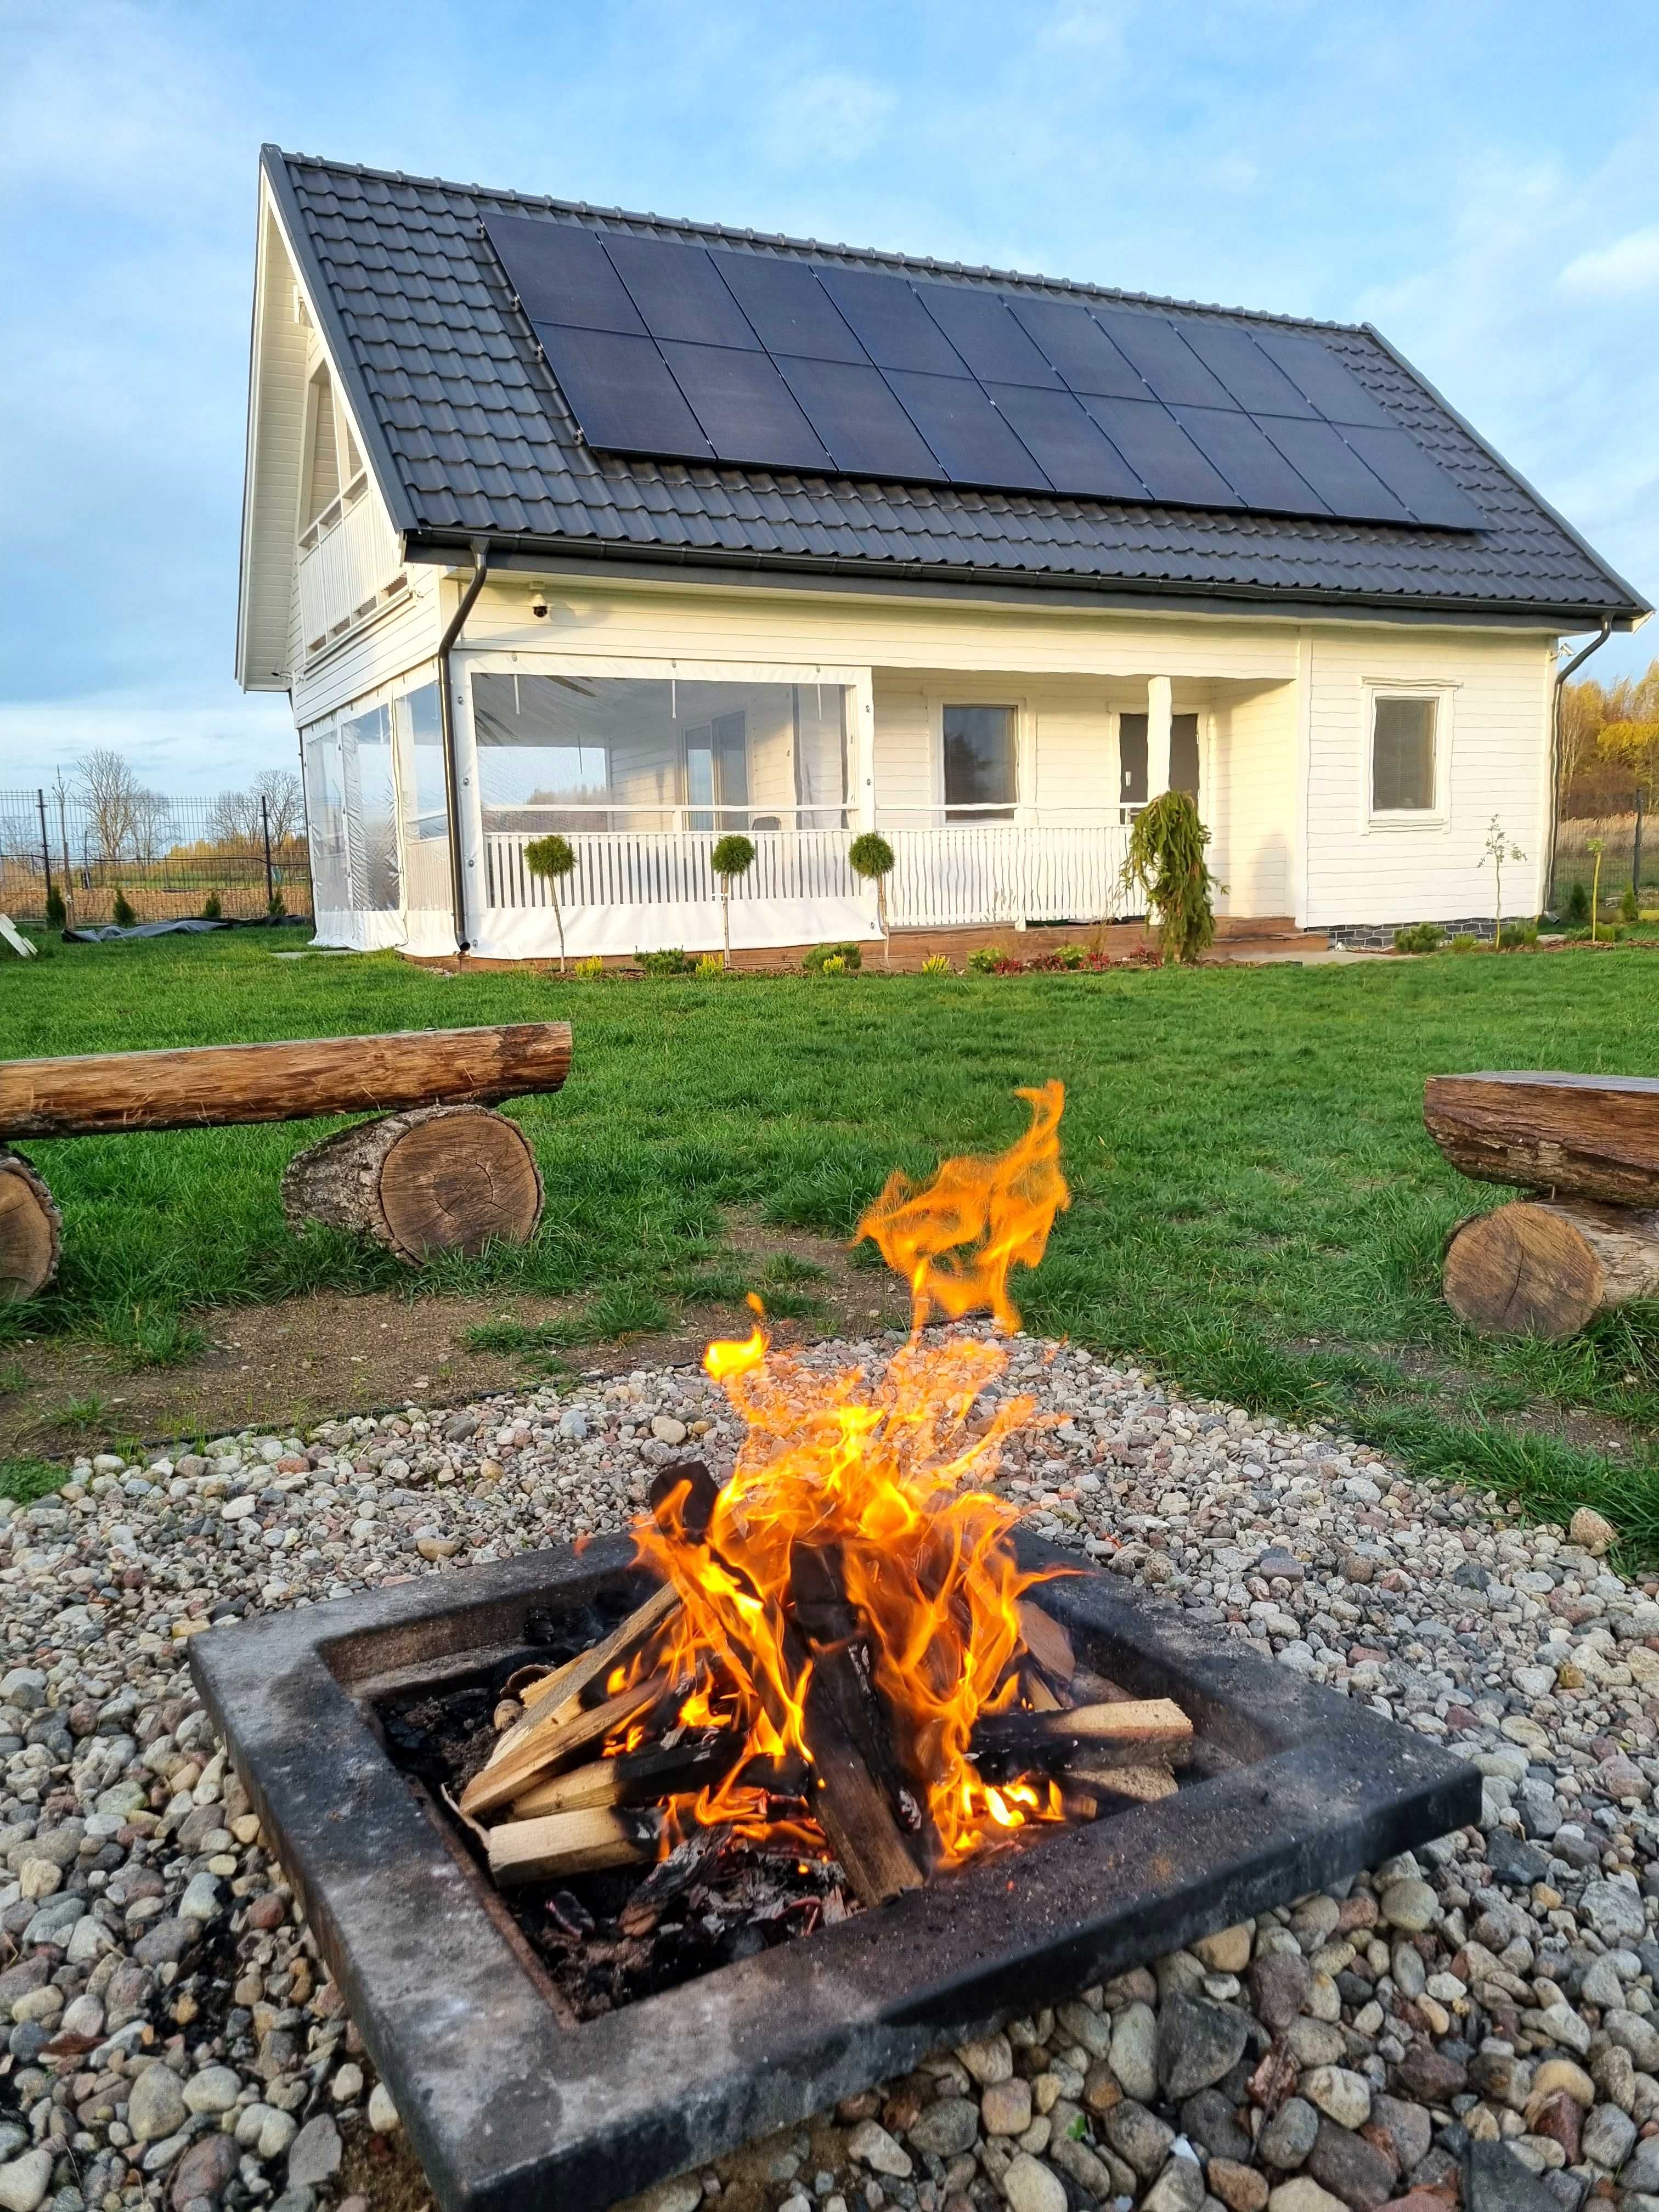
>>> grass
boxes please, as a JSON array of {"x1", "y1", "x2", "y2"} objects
[{"x1": 4, "y1": 930, "x2": 1659, "y2": 1552}]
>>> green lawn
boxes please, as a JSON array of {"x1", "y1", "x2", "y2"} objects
[{"x1": 4, "y1": 930, "x2": 1658, "y2": 1552}]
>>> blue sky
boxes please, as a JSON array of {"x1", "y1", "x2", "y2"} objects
[{"x1": 2, "y1": 0, "x2": 1655, "y2": 795}]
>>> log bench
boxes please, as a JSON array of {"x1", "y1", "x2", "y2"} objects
[
  {"x1": 0, "y1": 1023, "x2": 571, "y2": 1300},
  {"x1": 1424, "y1": 1070, "x2": 1659, "y2": 1339}
]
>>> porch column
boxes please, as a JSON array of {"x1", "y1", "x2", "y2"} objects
[{"x1": 1147, "y1": 675, "x2": 1173, "y2": 800}]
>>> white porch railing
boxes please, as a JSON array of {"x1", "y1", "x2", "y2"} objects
[
  {"x1": 297, "y1": 477, "x2": 404, "y2": 654},
  {"x1": 483, "y1": 821, "x2": 1135, "y2": 930}
]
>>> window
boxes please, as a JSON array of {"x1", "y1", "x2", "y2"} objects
[
  {"x1": 1170, "y1": 713, "x2": 1200, "y2": 800},
  {"x1": 943, "y1": 705, "x2": 1017, "y2": 821},
  {"x1": 302, "y1": 369, "x2": 341, "y2": 527},
  {"x1": 339, "y1": 703, "x2": 400, "y2": 912},
  {"x1": 685, "y1": 713, "x2": 748, "y2": 831},
  {"x1": 1118, "y1": 713, "x2": 1148, "y2": 806},
  {"x1": 1372, "y1": 696, "x2": 1437, "y2": 812},
  {"x1": 393, "y1": 683, "x2": 451, "y2": 916}
]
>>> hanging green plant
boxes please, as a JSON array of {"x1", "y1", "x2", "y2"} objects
[
  {"x1": 1120, "y1": 790, "x2": 1218, "y2": 965},
  {"x1": 523, "y1": 832, "x2": 577, "y2": 972}
]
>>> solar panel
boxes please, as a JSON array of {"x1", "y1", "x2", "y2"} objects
[
  {"x1": 1254, "y1": 417, "x2": 1410, "y2": 518},
  {"x1": 983, "y1": 385, "x2": 1146, "y2": 500},
  {"x1": 1336, "y1": 426, "x2": 1486, "y2": 528},
  {"x1": 1005, "y1": 298, "x2": 1147, "y2": 398},
  {"x1": 532, "y1": 323, "x2": 713, "y2": 458},
  {"x1": 488, "y1": 218, "x2": 1485, "y2": 529},
  {"x1": 601, "y1": 234, "x2": 760, "y2": 350},
  {"x1": 658, "y1": 343, "x2": 833, "y2": 472},
  {"x1": 884, "y1": 372, "x2": 1053, "y2": 489},
  {"x1": 711, "y1": 253, "x2": 867, "y2": 364},
  {"x1": 1088, "y1": 308, "x2": 1237, "y2": 409},
  {"x1": 482, "y1": 213, "x2": 646, "y2": 335},
  {"x1": 1175, "y1": 320, "x2": 1316, "y2": 417},
  {"x1": 1249, "y1": 329, "x2": 1393, "y2": 427},
  {"x1": 1076, "y1": 396, "x2": 1242, "y2": 507},
  {"x1": 775, "y1": 356, "x2": 948, "y2": 481},
  {"x1": 1169, "y1": 406, "x2": 1330, "y2": 515},
  {"x1": 813, "y1": 266, "x2": 969, "y2": 376},
  {"x1": 913, "y1": 283, "x2": 1061, "y2": 388}
]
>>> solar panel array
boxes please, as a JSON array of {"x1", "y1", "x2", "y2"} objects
[{"x1": 482, "y1": 211, "x2": 1485, "y2": 531}]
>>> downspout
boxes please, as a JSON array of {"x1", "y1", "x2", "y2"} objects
[
  {"x1": 1545, "y1": 619, "x2": 1612, "y2": 912},
  {"x1": 437, "y1": 539, "x2": 490, "y2": 953}
]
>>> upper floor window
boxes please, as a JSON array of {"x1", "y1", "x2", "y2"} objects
[
  {"x1": 302, "y1": 368, "x2": 341, "y2": 527},
  {"x1": 1372, "y1": 695, "x2": 1438, "y2": 812},
  {"x1": 943, "y1": 704, "x2": 1017, "y2": 821}
]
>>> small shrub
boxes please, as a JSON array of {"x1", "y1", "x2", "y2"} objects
[
  {"x1": 43, "y1": 884, "x2": 65, "y2": 929},
  {"x1": 267, "y1": 889, "x2": 286, "y2": 919},
  {"x1": 1620, "y1": 884, "x2": 1640, "y2": 926},
  {"x1": 1451, "y1": 933, "x2": 1481, "y2": 955},
  {"x1": 636, "y1": 946, "x2": 693, "y2": 978},
  {"x1": 573, "y1": 956, "x2": 605, "y2": 980},
  {"x1": 967, "y1": 946, "x2": 1001, "y2": 973},
  {"x1": 695, "y1": 952, "x2": 724, "y2": 979},
  {"x1": 1392, "y1": 922, "x2": 1444, "y2": 954},
  {"x1": 1498, "y1": 920, "x2": 1539, "y2": 949},
  {"x1": 920, "y1": 953, "x2": 953, "y2": 976},
  {"x1": 820, "y1": 953, "x2": 847, "y2": 975},
  {"x1": 1058, "y1": 944, "x2": 1085, "y2": 969},
  {"x1": 201, "y1": 892, "x2": 223, "y2": 922},
  {"x1": 523, "y1": 833, "x2": 577, "y2": 970},
  {"x1": 1120, "y1": 788, "x2": 1218, "y2": 964},
  {"x1": 1563, "y1": 879, "x2": 1591, "y2": 927},
  {"x1": 111, "y1": 891, "x2": 137, "y2": 928},
  {"x1": 803, "y1": 941, "x2": 862, "y2": 973}
]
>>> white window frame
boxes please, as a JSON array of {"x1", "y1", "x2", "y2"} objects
[
  {"x1": 1362, "y1": 680, "x2": 1457, "y2": 832},
  {"x1": 927, "y1": 692, "x2": 1030, "y2": 827}
]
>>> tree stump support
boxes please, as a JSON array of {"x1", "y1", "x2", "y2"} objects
[
  {"x1": 281, "y1": 1104, "x2": 544, "y2": 1265},
  {"x1": 0, "y1": 1149, "x2": 61, "y2": 1303},
  {"x1": 1443, "y1": 1200, "x2": 1659, "y2": 1342}
]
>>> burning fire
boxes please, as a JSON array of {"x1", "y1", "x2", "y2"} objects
[{"x1": 624, "y1": 1082, "x2": 1076, "y2": 1869}]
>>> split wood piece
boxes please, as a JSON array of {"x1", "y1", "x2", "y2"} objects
[
  {"x1": 1423, "y1": 1070, "x2": 1659, "y2": 1209},
  {"x1": 1017, "y1": 1597, "x2": 1075, "y2": 1683},
  {"x1": 461, "y1": 1672, "x2": 668, "y2": 1819},
  {"x1": 281, "y1": 1104, "x2": 543, "y2": 1263},
  {"x1": 488, "y1": 1805, "x2": 657, "y2": 1888},
  {"x1": 1069, "y1": 1667, "x2": 1135, "y2": 1706},
  {"x1": 1443, "y1": 1199, "x2": 1659, "y2": 1341},
  {"x1": 511, "y1": 1735, "x2": 740, "y2": 1821},
  {"x1": 0, "y1": 1021, "x2": 572, "y2": 1139},
  {"x1": 486, "y1": 1584, "x2": 680, "y2": 1774},
  {"x1": 801, "y1": 1655, "x2": 924, "y2": 1907},
  {"x1": 1073, "y1": 1760, "x2": 1180, "y2": 1805},
  {"x1": 1020, "y1": 1668, "x2": 1063, "y2": 1714},
  {"x1": 0, "y1": 1150, "x2": 60, "y2": 1302},
  {"x1": 975, "y1": 1697, "x2": 1192, "y2": 1773}
]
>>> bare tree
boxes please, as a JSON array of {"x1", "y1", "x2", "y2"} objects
[
  {"x1": 131, "y1": 790, "x2": 174, "y2": 863},
  {"x1": 210, "y1": 788, "x2": 260, "y2": 848},
  {"x1": 74, "y1": 747, "x2": 142, "y2": 862},
  {"x1": 253, "y1": 769, "x2": 304, "y2": 844}
]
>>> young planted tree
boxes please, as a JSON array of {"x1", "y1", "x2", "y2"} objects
[
  {"x1": 1120, "y1": 789, "x2": 1218, "y2": 965},
  {"x1": 847, "y1": 831, "x2": 896, "y2": 969},
  {"x1": 1483, "y1": 815, "x2": 1525, "y2": 950},
  {"x1": 523, "y1": 833, "x2": 577, "y2": 972},
  {"x1": 710, "y1": 833, "x2": 756, "y2": 970},
  {"x1": 1587, "y1": 837, "x2": 1605, "y2": 944}
]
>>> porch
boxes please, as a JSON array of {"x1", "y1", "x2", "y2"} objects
[{"x1": 300, "y1": 656, "x2": 1299, "y2": 958}]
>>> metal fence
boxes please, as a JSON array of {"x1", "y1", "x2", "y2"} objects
[
  {"x1": 0, "y1": 788, "x2": 314, "y2": 929},
  {"x1": 1554, "y1": 789, "x2": 1651, "y2": 916}
]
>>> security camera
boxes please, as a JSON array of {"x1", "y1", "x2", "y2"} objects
[{"x1": 529, "y1": 588, "x2": 549, "y2": 619}]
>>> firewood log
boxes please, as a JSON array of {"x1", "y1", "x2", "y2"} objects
[
  {"x1": 1017, "y1": 1597, "x2": 1075, "y2": 1682},
  {"x1": 488, "y1": 1805, "x2": 656, "y2": 1887},
  {"x1": 489, "y1": 1584, "x2": 680, "y2": 1769},
  {"x1": 0, "y1": 1022, "x2": 572, "y2": 1138},
  {"x1": 510, "y1": 1735, "x2": 739, "y2": 1820},
  {"x1": 280, "y1": 1104, "x2": 543, "y2": 1263},
  {"x1": 1071, "y1": 1760, "x2": 1179, "y2": 1804},
  {"x1": 802, "y1": 1660, "x2": 925, "y2": 1906},
  {"x1": 1443, "y1": 1199, "x2": 1659, "y2": 1340},
  {"x1": 461, "y1": 1672, "x2": 668, "y2": 1818},
  {"x1": 1423, "y1": 1071, "x2": 1659, "y2": 1208},
  {"x1": 0, "y1": 1150, "x2": 60, "y2": 1302},
  {"x1": 974, "y1": 1697, "x2": 1192, "y2": 1773}
]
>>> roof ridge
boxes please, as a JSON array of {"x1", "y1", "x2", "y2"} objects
[{"x1": 267, "y1": 143, "x2": 1372, "y2": 338}]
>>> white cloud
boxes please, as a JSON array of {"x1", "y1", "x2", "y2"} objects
[{"x1": 1559, "y1": 226, "x2": 1659, "y2": 297}]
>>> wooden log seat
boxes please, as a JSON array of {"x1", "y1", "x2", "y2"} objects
[
  {"x1": 1443, "y1": 1200, "x2": 1659, "y2": 1341},
  {"x1": 1424, "y1": 1070, "x2": 1659, "y2": 1209},
  {"x1": 0, "y1": 1022, "x2": 571, "y2": 1298}
]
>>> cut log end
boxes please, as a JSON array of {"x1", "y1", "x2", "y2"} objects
[
  {"x1": 1443, "y1": 1199, "x2": 1659, "y2": 1340},
  {"x1": 281, "y1": 1104, "x2": 544, "y2": 1263},
  {"x1": 0, "y1": 1150, "x2": 61, "y2": 1302}
]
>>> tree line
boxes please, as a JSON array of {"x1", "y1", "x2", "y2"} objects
[
  {"x1": 65, "y1": 748, "x2": 304, "y2": 862},
  {"x1": 1561, "y1": 656, "x2": 1659, "y2": 817}
]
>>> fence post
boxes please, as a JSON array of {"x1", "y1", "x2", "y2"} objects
[
  {"x1": 261, "y1": 796, "x2": 275, "y2": 911},
  {"x1": 36, "y1": 790, "x2": 54, "y2": 916},
  {"x1": 54, "y1": 785, "x2": 74, "y2": 925},
  {"x1": 1636, "y1": 787, "x2": 1645, "y2": 903}
]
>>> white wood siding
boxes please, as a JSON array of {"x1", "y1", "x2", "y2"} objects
[
  {"x1": 1302, "y1": 626, "x2": 1555, "y2": 928},
  {"x1": 291, "y1": 565, "x2": 443, "y2": 727},
  {"x1": 238, "y1": 208, "x2": 311, "y2": 690},
  {"x1": 1210, "y1": 682, "x2": 1298, "y2": 918}
]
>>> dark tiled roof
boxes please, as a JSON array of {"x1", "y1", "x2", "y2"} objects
[{"x1": 267, "y1": 148, "x2": 1648, "y2": 623}]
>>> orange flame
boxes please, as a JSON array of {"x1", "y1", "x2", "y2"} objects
[{"x1": 625, "y1": 1085, "x2": 1073, "y2": 1867}]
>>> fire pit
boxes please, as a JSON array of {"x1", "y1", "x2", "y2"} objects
[{"x1": 190, "y1": 1087, "x2": 1479, "y2": 2211}]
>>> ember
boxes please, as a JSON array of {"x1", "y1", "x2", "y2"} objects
[{"x1": 458, "y1": 1082, "x2": 1195, "y2": 1943}]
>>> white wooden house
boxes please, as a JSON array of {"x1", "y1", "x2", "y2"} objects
[{"x1": 236, "y1": 149, "x2": 1649, "y2": 959}]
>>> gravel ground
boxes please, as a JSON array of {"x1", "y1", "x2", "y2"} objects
[{"x1": 1, "y1": 1327, "x2": 1657, "y2": 2212}]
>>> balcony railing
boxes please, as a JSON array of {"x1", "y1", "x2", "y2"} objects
[
  {"x1": 297, "y1": 476, "x2": 404, "y2": 655},
  {"x1": 482, "y1": 815, "x2": 1135, "y2": 932}
]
